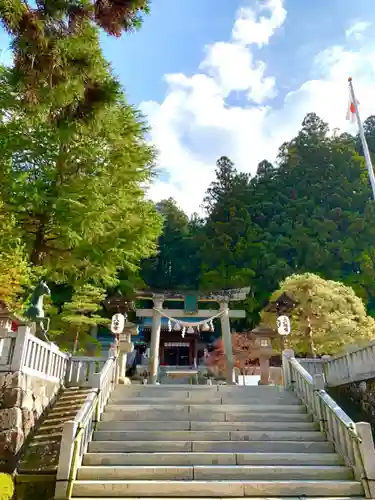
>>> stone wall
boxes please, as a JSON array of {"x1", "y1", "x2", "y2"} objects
[
  {"x1": 0, "y1": 371, "x2": 60, "y2": 472},
  {"x1": 328, "y1": 379, "x2": 375, "y2": 436}
]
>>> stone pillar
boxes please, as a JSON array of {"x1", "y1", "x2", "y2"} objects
[
  {"x1": 282, "y1": 348, "x2": 295, "y2": 388},
  {"x1": 258, "y1": 355, "x2": 270, "y2": 385},
  {"x1": 321, "y1": 354, "x2": 331, "y2": 386},
  {"x1": 220, "y1": 301, "x2": 234, "y2": 385},
  {"x1": 148, "y1": 295, "x2": 164, "y2": 384},
  {"x1": 356, "y1": 422, "x2": 375, "y2": 497}
]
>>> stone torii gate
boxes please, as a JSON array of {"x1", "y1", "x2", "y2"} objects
[{"x1": 136, "y1": 288, "x2": 250, "y2": 385}]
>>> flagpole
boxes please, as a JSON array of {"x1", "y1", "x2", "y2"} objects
[{"x1": 348, "y1": 77, "x2": 375, "y2": 200}]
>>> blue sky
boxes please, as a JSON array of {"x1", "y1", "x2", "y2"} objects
[
  {"x1": 100, "y1": 0, "x2": 375, "y2": 214},
  {"x1": 101, "y1": 0, "x2": 375, "y2": 107},
  {"x1": 1, "y1": 0, "x2": 375, "y2": 214}
]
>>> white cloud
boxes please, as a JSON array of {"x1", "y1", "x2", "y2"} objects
[
  {"x1": 200, "y1": 42, "x2": 276, "y2": 104},
  {"x1": 143, "y1": 1, "x2": 375, "y2": 216},
  {"x1": 345, "y1": 21, "x2": 371, "y2": 41},
  {"x1": 232, "y1": 0, "x2": 286, "y2": 47}
]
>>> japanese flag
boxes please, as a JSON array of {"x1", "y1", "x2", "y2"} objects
[{"x1": 346, "y1": 93, "x2": 358, "y2": 123}]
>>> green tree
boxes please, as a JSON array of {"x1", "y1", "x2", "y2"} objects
[
  {"x1": 0, "y1": 201, "x2": 31, "y2": 309},
  {"x1": 261, "y1": 273, "x2": 375, "y2": 356},
  {"x1": 141, "y1": 198, "x2": 202, "y2": 290},
  {"x1": 48, "y1": 284, "x2": 107, "y2": 352},
  {"x1": 200, "y1": 114, "x2": 375, "y2": 326},
  {"x1": 254, "y1": 113, "x2": 375, "y2": 310},
  {"x1": 201, "y1": 156, "x2": 255, "y2": 292},
  {"x1": 0, "y1": 0, "x2": 149, "y2": 125},
  {"x1": 0, "y1": 65, "x2": 162, "y2": 286}
]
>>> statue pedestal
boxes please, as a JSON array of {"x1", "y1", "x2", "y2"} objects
[{"x1": 258, "y1": 355, "x2": 270, "y2": 385}]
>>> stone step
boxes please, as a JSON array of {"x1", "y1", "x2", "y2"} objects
[
  {"x1": 108, "y1": 396, "x2": 301, "y2": 405},
  {"x1": 88, "y1": 440, "x2": 334, "y2": 454},
  {"x1": 49, "y1": 403, "x2": 83, "y2": 413},
  {"x1": 72, "y1": 497, "x2": 366, "y2": 500},
  {"x1": 104, "y1": 404, "x2": 307, "y2": 414},
  {"x1": 110, "y1": 388, "x2": 299, "y2": 398},
  {"x1": 77, "y1": 465, "x2": 353, "y2": 481},
  {"x1": 96, "y1": 420, "x2": 318, "y2": 432},
  {"x1": 72, "y1": 479, "x2": 363, "y2": 497},
  {"x1": 111, "y1": 389, "x2": 293, "y2": 397},
  {"x1": 101, "y1": 410, "x2": 312, "y2": 422},
  {"x1": 112, "y1": 385, "x2": 288, "y2": 392},
  {"x1": 40, "y1": 412, "x2": 80, "y2": 424},
  {"x1": 83, "y1": 452, "x2": 344, "y2": 467},
  {"x1": 59, "y1": 389, "x2": 93, "y2": 397},
  {"x1": 92, "y1": 430, "x2": 326, "y2": 442}
]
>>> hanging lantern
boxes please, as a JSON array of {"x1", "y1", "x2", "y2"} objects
[
  {"x1": 187, "y1": 326, "x2": 194, "y2": 334},
  {"x1": 173, "y1": 321, "x2": 181, "y2": 331},
  {"x1": 201, "y1": 322, "x2": 210, "y2": 332},
  {"x1": 110, "y1": 313, "x2": 125, "y2": 334},
  {"x1": 181, "y1": 327, "x2": 186, "y2": 339},
  {"x1": 168, "y1": 319, "x2": 172, "y2": 332}
]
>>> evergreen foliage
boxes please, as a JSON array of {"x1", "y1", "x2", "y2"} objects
[{"x1": 0, "y1": 1, "x2": 160, "y2": 346}]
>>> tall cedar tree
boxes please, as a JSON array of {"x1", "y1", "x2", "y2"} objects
[
  {"x1": 0, "y1": 0, "x2": 162, "y2": 288},
  {"x1": 201, "y1": 156, "x2": 255, "y2": 292},
  {"x1": 141, "y1": 198, "x2": 203, "y2": 290},
  {"x1": 200, "y1": 114, "x2": 375, "y2": 326},
  {"x1": 0, "y1": 65, "x2": 162, "y2": 285},
  {"x1": 0, "y1": 0, "x2": 149, "y2": 124}
]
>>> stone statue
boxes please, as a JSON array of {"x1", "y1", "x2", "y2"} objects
[{"x1": 24, "y1": 280, "x2": 51, "y2": 342}]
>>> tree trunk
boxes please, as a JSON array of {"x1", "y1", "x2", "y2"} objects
[{"x1": 30, "y1": 224, "x2": 47, "y2": 265}]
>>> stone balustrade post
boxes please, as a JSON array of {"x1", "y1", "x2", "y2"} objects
[
  {"x1": 282, "y1": 348, "x2": 294, "y2": 389},
  {"x1": 321, "y1": 354, "x2": 331, "y2": 386},
  {"x1": 55, "y1": 420, "x2": 77, "y2": 499},
  {"x1": 356, "y1": 422, "x2": 375, "y2": 497},
  {"x1": 10, "y1": 326, "x2": 30, "y2": 372},
  {"x1": 312, "y1": 373, "x2": 325, "y2": 434}
]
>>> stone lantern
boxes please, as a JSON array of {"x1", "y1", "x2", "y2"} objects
[
  {"x1": 117, "y1": 322, "x2": 137, "y2": 384},
  {"x1": 265, "y1": 292, "x2": 298, "y2": 350},
  {"x1": 248, "y1": 326, "x2": 278, "y2": 385}
]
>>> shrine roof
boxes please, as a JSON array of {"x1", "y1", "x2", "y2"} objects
[{"x1": 250, "y1": 325, "x2": 278, "y2": 338}]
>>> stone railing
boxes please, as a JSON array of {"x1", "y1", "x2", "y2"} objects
[
  {"x1": 297, "y1": 358, "x2": 327, "y2": 378},
  {"x1": 0, "y1": 325, "x2": 68, "y2": 381},
  {"x1": 0, "y1": 324, "x2": 118, "y2": 471},
  {"x1": 322, "y1": 341, "x2": 375, "y2": 387},
  {"x1": 65, "y1": 356, "x2": 108, "y2": 388},
  {"x1": 296, "y1": 342, "x2": 375, "y2": 388},
  {"x1": 55, "y1": 356, "x2": 117, "y2": 499},
  {"x1": 0, "y1": 324, "x2": 110, "y2": 388},
  {"x1": 283, "y1": 349, "x2": 375, "y2": 498}
]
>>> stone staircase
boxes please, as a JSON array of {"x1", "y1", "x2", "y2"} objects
[
  {"x1": 19, "y1": 387, "x2": 93, "y2": 474},
  {"x1": 71, "y1": 384, "x2": 365, "y2": 499}
]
